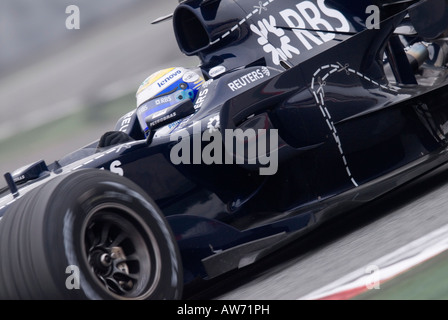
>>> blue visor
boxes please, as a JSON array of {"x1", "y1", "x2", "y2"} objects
[{"x1": 136, "y1": 89, "x2": 194, "y2": 135}]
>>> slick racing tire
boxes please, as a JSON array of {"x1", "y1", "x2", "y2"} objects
[{"x1": 0, "y1": 169, "x2": 183, "y2": 300}]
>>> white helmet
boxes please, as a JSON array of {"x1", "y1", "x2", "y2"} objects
[{"x1": 136, "y1": 67, "x2": 205, "y2": 136}]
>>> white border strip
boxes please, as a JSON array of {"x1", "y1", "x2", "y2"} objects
[{"x1": 298, "y1": 223, "x2": 448, "y2": 300}]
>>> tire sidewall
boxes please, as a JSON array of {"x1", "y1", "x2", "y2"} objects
[{"x1": 43, "y1": 170, "x2": 183, "y2": 300}]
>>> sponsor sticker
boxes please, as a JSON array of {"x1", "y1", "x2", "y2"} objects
[
  {"x1": 227, "y1": 67, "x2": 270, "y2": 92},
  {"x1": 183, "y1": 71, "x2": 200, "y2": 83},
  {"x1": 249, "y1": 0, "x2": 351, "y2": 65},
  {"x1": 157, "y1": 68, "x2": 183, "y2": 88},
  {"x1": 209, "y1": 65, "x2": 227, "y2": 78},
  {"x1": 151, "y1": 109, "x2": 168, "y2": 119}
]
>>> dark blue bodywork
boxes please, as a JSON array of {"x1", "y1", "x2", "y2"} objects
[{"x1": 2, "y1": 0, "x2": 448, "y2": 286}]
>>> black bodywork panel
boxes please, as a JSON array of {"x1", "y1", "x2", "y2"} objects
[{"x1": 2, "y1": 0, "x2": 448, "y2": 285}]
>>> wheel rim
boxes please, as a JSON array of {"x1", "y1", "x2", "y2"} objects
[{"x1": 81, "y1": 203, "x2": 162, "y2": 299}]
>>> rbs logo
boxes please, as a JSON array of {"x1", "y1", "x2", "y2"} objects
[{"x1": 250, "y1": 0, "x2": 350, "y2": 65}]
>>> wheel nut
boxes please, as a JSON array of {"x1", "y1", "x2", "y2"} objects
[{"x1": 100, "y1": 253, "x2": 112, "y2": 267}]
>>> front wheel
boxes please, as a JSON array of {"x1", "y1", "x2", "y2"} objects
[{"x1": 0, "y1": 169, "x2": 183, "y2": 300}]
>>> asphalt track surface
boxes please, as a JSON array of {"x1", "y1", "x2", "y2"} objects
[{"x1": 2, "y1": 1, "x2": 448, "y2": 301}]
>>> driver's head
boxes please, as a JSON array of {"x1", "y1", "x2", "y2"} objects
[{"x1": 136, "y1": 67, "x2": 205, "y2": 136}]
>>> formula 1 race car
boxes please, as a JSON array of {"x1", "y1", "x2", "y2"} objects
[{"x1": 1, "y1": 0, "x2": 448, "y2": 300}]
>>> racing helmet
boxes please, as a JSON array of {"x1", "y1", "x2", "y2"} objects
[{"x1": 136, "y1": 67, "x2": 205, "y2": 137}]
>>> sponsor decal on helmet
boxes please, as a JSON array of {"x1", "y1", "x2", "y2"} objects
[
  {"x1": 136, "y1": 67, "x2": 186, "y2": 107},
  {"x1": 137, "y1": 68, "x2": 176, "y2": 95},
  {"x1": 183, "y1": 71, "x2": 200, "y2": 83},
  {"x1": 157, "y1": 69, "x2": 183, "y2": 88}
]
